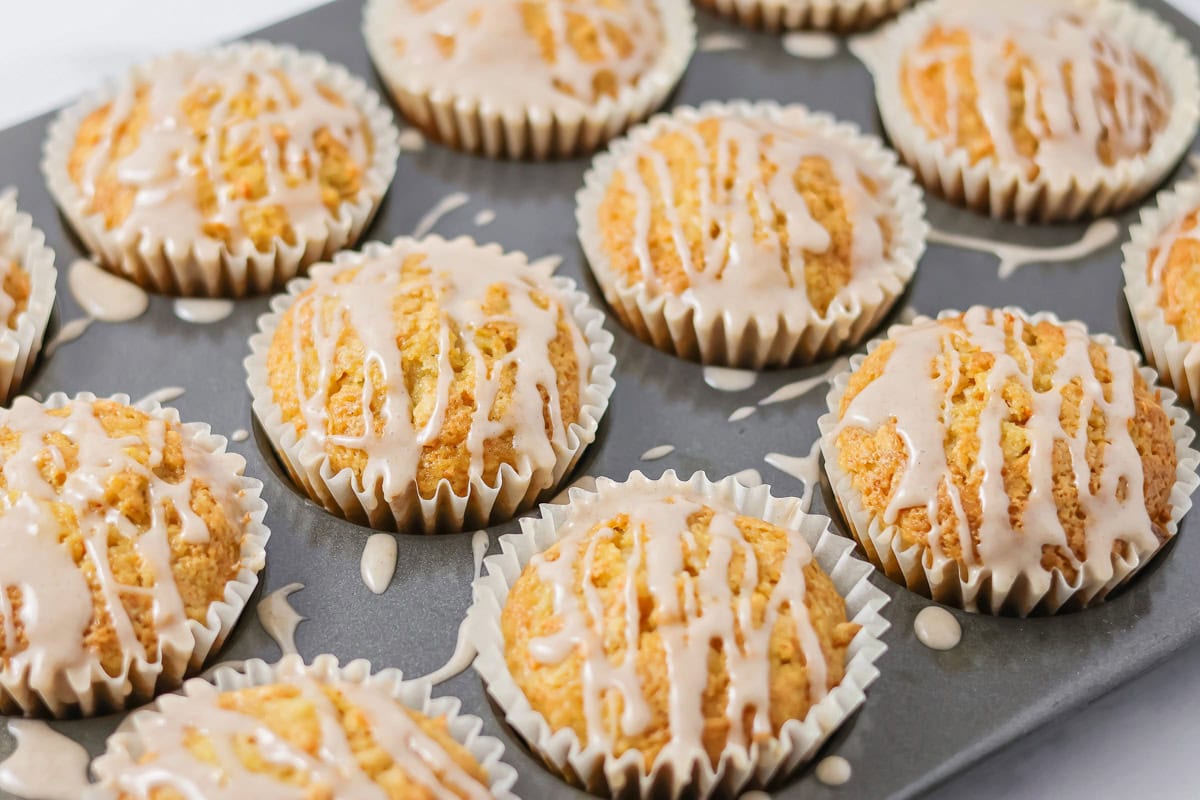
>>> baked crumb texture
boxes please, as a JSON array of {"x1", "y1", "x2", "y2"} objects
[
  {"x1": 829, "y1": 307, "x2": 1178, "y2": 614},
  {"x1": 263, "y1": 237, "x2": 593, "y2": 532},
  {"x1": 1146, "y1": 207, "x2": 1200, "y2": 344},
  {"x1": 502, "y1": 490, "x2": 859, "y2": 779},
  {"x1": 694, "y1": 0, "x2": 914, "y2": 32},
  {"x1": 0, "y1": 396, "x2": 252, "y2": 714},
  {"x1": 0, "y1": 260, "x2": 30, "y2": 331},
  {"x1": 900, "y1": 5, "x2": 1168, "y2": 181},
  {"x1": 101, "y1": 669, "x2": 494, "y2": 799}
]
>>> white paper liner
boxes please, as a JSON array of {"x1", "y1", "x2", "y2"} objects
[
  {"x1": 245, "y1": 235, "x2": 617, "y2": 533},
  {"x1": 817, "y1": 308, "x2": 1200, "y2": 616},
  {"x1": 855, "y1": 0, "x2": 1200, "y2": 222},
  {"x1": 362, "y1": 0, "x2": 696, "y2": 160},
  {"x1": 576, "y1": 100, "x2": 928, "y2": 368},
  {"x1": 1122, "y1": 175, "x2": 1200, "y2": 411},
  {"x1": 470, "y1": 469, "x2": 891, "y2": 798},
  {"x1": 0, "y1": 189, "x2": 55, "y2": 404},
  {"x1": 696, "y1": 0, "x2": 914, "y2": 32},
  {"x1": 89, "y1": 654, "x2": 519, "y2": 800},
  {"x1": 0, "y1": 392, "x2": 270, "y2": 717},
  {"x1": 41, "y1": 40, "x2": 401, "y2": 297}
]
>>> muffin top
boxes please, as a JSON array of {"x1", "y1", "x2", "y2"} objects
[
  {"x1": 68, "y1": 51, "x2": 372, "y2": 253},
  {"x1": 833, "y1": 307, "x2": 1177, "y2": 588},
  {"x1": 597, "y1": 111, "x2": 896, "y2": 320},
  {"x1": 103, "y1": 664, "x2": 493, "y2": 799},
  {"x1": 0, "y1": 397, "x2": 249, "y2": 695},
  {"x1": 900, "y1": 1, "x2": 1169, "y2": 179},
  {"x1": 382, "y1": 0, "x2": 664, "y2": 111},
  {"x1": 501, "y1": 487, "x2": 858, "y2": 769},
  {"x1": 1145, "y1": 207, "x2": 1200, "y2": 342},
  {"x1": 0, "y1": 259, "x2": 30, "y2": 330},
  {"x1": 266, "y1": 239, "x2": 590, "y2": 500}
]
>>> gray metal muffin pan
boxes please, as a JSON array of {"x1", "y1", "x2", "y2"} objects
[{"x1": 1, "y1": 0, "x2": 1199, "y2": 797}]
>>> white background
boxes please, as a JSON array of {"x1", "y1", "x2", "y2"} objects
[{"x1": 1, "y1": 0, "x2": 1199, "y2": 797}]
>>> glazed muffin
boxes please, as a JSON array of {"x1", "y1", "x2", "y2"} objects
[
  {"x1": 1124, "y1": 182, "x2": 1200, "y2": 411},
  {"x1": 819, "y1": 306, "x2": 1197, "y2": 615},
  {"x1": 866, "y1": 0, "x2": 1200, "y2": 220},
  {"x1": 44, "y1": 42, "x2": 399, "y2": 296},
  {"x1": 697, "y1": 0, "x2": 914, "y2": 32},
  {"x1": 473, "y1": 472, "x2": 890, "y2": 796},
  {"x1": 0, "y1": 394, "x2": 268, "y2": 716},
  {"x1": 362, "y1": 0, "x2": 695, "y2": 159},
  {"x1": 92, "y1": 656, "x2": 516, "y2": 799},
  {"x1": 0, "y1": 190, "x2": 55, "y2": 403},
  {"x1": 578, "y1": 101, "x2": 925, "y2": 367},
  {"x1": 247, "y1": 236, "x2": 614, "y2": 533}
]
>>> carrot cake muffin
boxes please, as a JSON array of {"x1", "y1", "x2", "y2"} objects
[
  {"x1": 578, "y1": 101, "x2": 925, "y2": 367},
  {"x1": 867, "y1": 0, "x2": 1199, "y2": 220},
  {"x1": 248, "y1": 236, "x2": 614, "y2": 533},
  {"x1": 1124, "y1": 182, "x2": 1200, "y2": 412},
  {"x1": 0, "y1": 190, "x2": 55, "y2": 403},
  {"x1": 473, "y1": 472, "x2": 890, "y2": 795},
  {"x1": 92, "y1": 656, "x2": 513, "y2": 799},
  {"x1": 44, "y1": 42, "x2": 398, "y2": 296},
  {"x1": 362, "y1": 0, "x2": 695, "y2": 159},
  {"x1": 697, "y1": 0, "x2": 914, "y2": 32},
  {"x1": 819, "y1": 306, "x2": 1198, "y2": 615},
  {"x1": 0, "y1": 394, "x2": 268, "y2": 716}
]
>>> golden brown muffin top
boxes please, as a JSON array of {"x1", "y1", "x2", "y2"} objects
[
  {"x1": 0, "y1": 260, "x2": 30, "y2": 330},
  {"x1": 834, "y1": 307, "x2": 1177, "y2": 590},
  {"x1": 267, "y1": 239, "x2": 590, "y2": 502},
  {"x1": 900, "y1": 2, "x2": 1168, "y2": 179},
  {"x1": 598, "y1": 112, "x2": 896, "y2": 319},
  {"x1": 68, "y1": 52, "x2": 371, "y2": 253},
  {"x1": 104, "y1": 665, "x2": 493, "y2": 799},
  {"x1": 0, "y1": 397, "x2": 249, "y2": 695},
  {"x1": 502, "y1": 487, "x2": 858, "y2": 769},
  {"x1": 1145, "y1": 207, "x2": 1200, "y2": 342},
  {"x1": 386, "y1": 0, "x2": 663, "y2": 109}
]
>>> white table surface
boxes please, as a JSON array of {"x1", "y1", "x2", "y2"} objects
[{"x1": 2, "y1": 1, "x2": 1199, "y2": 798}]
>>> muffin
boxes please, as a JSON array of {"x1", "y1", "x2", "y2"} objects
[
  {"x1": 91, "y1": 655, "x2": 519, "y2": 799},
  {"x1": 0, "y1": 393, "x2": 268, "y2": 716},
  {"x1": 362, "y1": 0, "x2": 696, "y2": 159},
  {"x1": 246, "y1": 235, "x2": 615, "y2": 533},
  {"x1": 43, "y1": 41, "x2": 400, "y2": 297},
  {"x1": 1123, "y1": 179, "x2": 1200, "y2": 411},
  {"x1": 863, "y1": 0, "x2": 1200, "y2": 221},
  {"x1": 577, "y1": 101, "x2": 926, "y2": 367},
  {"x1": 0, "y1": 189, "x2": 55, "y2": 403},
  {"x1": 697, "y1": 0, "x2": 914, "y2": 32},
  {"x1": 472, "y1": 470, "x2": 889, "y2": 797},
  {"x1": 818, "y1": 307, "x2": 1200, "y2": 615}
]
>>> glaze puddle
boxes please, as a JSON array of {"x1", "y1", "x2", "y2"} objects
[
  {"x1": 928, "y1": 219, "x2": 1119, "y2": 279},
  {"x1": 703, "y1": 366, "x2": 758, "y2": 392},
  {"x1": 914, "y1": 606, "x2": 962, "y2": 651},
  {"x1": 173, "y1": 297, "x2": 234, "y2": 324},
  {"x1": 230, "y1": 429, "x2": 250, "y2": 443},
  {"x1": 413, "y1": 192, "x2": 470, "y2": 238},
  {"x1": 67, "y1": 258, "x2": 149, "y2": 323},
  {"x1": 0, "y1": 720, "x2": 91, "y2": 800},
  {"x1": 257, "y1": 583, "x2": 305, "y2": 656},
  {"x1": 419, "y1": 530, "x2": 490, "y2": 685},
  {"x1": 816, "y1": 755, "x2": 852, "y2": 787},
  {"x1": 729, "y1": 406, "x2": 756, "y2": 422},
  {"x1": 764, "y1": 440, "x2": 822, "y2": 509},
  {"x1": 474, "y1": 209, "x2": 496, "y2": 226},
  {"x1": 360, "y1": 533, "x2": 398, "y2": 595},
  {"x1": 782, "y1": 31, "x2": 839, "y2": 59},
  {"x1": 640, "y1": 444, "x2": 675, "y2": 461},
  {"x1": 699, "y1": 32, "x2": 745, "y2": 52},
  {"x1": 758, "y1": 357, "x2": 849, "y2": 406},
  {"x1": 398, "y1": 127, "x2": 426, "y2": 152},
  {"x1": 137, "y1": 386, "x2": 186, "y2": 406}
]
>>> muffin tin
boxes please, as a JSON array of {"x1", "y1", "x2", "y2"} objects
[{"x1": 1, "y1": 0, "x2": 1199, "y2": 798}]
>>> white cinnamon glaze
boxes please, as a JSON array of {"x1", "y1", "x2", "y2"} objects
[
  {"x1": 0, "y1": 396, "x2": 248, "y2": 705},
  {"x1": 256, "y1": 583, "x2": 305, "y2": 656},
  {"x1": 381, "y1": 0, "x2": 664, "y2": 112},
  {"x1": 361, "y1": 533, "x2": 398, "y2": 594},
  {"x1": 474, "y1": 209, "x2": 496, "y2": 227},
  {"x1": 277, "y1": 238, "x2": 591, "y2": 505},
  {"x1": 412, "y1": 191, "x2": 470, "y2": 238},
  {"x1": 550, "y1": 474, "x2": 598, "y2": 504},
  {"x1": 173, "y1": 297, "x2": 235, "y2": 324},
  {"x1": 902, "y1": 2, "x2": 1168, "y2": 177},
  {"x1": 611, "y1": 112, "x2": 895, "y2": 322},
  {"x1": 729, "y1": 405, "x2": 756, "y2": 422},
  {"x1": 137, "y1": 386, "x2": 186, "y2": 406},
  {"x1": 43, "y1": 317, "x2": 93, "y2": 357},
  {"x1": 522, "y1": 487, "x2": 831, "y2": 756},
  {"x1": 834, "y1": 307, "x2": 1159, "y2": 593},
  {"x1": 71, "y1": 52, "x2": 371, "y2": 251},
  {"x1": 699, "y1": 32, "x2": 745, "y2": 53},
  {"x1": 782, "y1": 32, "x2": 839, "y2": 60},
  {"x1": 0, "y1": 720, "x2": 91, "y2": 800},
  {"x1": 914, "y1": 605, "x2": 961, "y2": 650},
  {"x1": 928, "y1": 219, "x2": 1120, "y2": 279},
  {"x1": 764, "y1": 439, "x2": 822, "y2": 510},
  {"x1": 418, "y1": 529, "x2": 490, "y2": 686},
  {"x1": 731, "y1": 468, "x2": 763, "y2": 487},
  {"x1": 96, "y1": 660, "x2": 492, "y2": 799},
  {"x1": 640, "y1": 444, "x2": 675, "y2": 461},
  {"x1": 230, "y1": 428, "x2": 250, "y2": 443},
  {"x1": 759, "y1": 356, "x2": 849, "y2": 406},
  {"x1": 815, "y1": 755, "x2": 852, "y2": 786},
  {"x1": 67, "y1": 258, "x2": 148, "y2": 323},
  {"x1": 398, "y1": 127, "x2": 426, "y2": 152},
  {"x1": 704, "y1": 366, "x2": 758, "y2": 392}
]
